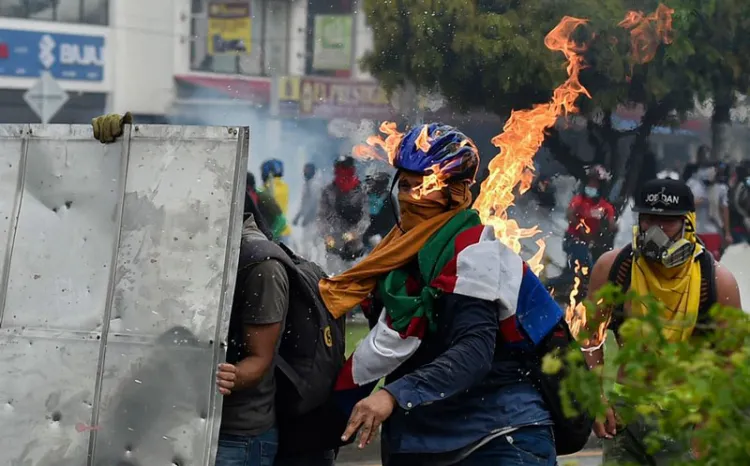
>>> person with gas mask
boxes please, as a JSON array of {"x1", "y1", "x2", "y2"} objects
[
  {"x1": 583, "y1": 178, "x2": 741, "y2": 465},
  {"x1": 320, "y1": 124, "x2": 564, "y2": 466},
  {"x1": 317, "y1": 155, "x2": 369, "y2": 275},
  {"x1": 362, "y1": 171, "x2": 397, "y2": 250}
]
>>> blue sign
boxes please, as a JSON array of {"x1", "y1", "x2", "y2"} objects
[{"x1": 0, "y1": 29, "x2": 105, "y2": 82}]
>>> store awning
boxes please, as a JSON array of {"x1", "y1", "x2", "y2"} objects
[{"x1": 175, "y1": 74, "x2": 271, "y2": 106}]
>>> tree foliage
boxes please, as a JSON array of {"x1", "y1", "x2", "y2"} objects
[
  {"x1": 361, "y1": 0, "x2": 750, "y2": 197},
  {"x1": 553, "y1": 285, "x2": 750, "y2": 464}
]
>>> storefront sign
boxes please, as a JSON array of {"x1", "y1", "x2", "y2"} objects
[
  {"x1": 277, "y1": 76, "x2": 397, "y2": 119},
  {"x1": 0, "y1": 29, "x2": 105, "y2": 81},
  {"x1": 207, "y1": 0, "x2": 252, "y2": 55},
  {"x1": 312, "y1": 15, "x2": 353, "y2": 71}
]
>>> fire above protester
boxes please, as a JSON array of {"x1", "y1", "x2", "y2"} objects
[{"x1": 352, "y1": 4, "x2": 674, "y2": 344}]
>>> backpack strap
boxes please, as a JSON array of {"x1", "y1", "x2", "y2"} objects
[
  {"x1": 693, "y1": 249, "x2": 717, "y2": 338},
  {"x1": 607, "y1": 244, "x2": 634, "y2": 336}
]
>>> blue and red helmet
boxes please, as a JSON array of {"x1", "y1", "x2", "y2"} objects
[
  {"x1": 394, "y1": 123, "x2": 479, "y2": 183},
  {"x1": 261, "y1": 159, "x2": 284, "y2": 182}
]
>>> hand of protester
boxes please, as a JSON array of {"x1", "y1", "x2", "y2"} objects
[
  {"x1": 342, "y1": 389, "x2": 396, "y2": 448},
  {"x1": 92, "y1": 112, "x2": 133, "y2": 143},
  {"x1": 690, "y1": 435, "x2": 704, "y2": 459},
  {"x1": 216, "y1": 363, "x2": 237, "y2": 396},
  {"x1": 724, "y1": 232, "x2": 734, "y2": 246},
  {"x1": 592, "y1": 398, "x2": 617, "y2": 439}
]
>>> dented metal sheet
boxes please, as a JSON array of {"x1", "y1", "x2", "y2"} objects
[{"x1": 0, "y1": 124, "x2": 248, "y2": 466}]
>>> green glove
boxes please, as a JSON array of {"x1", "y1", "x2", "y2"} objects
[{"x1": 91, "y1": 112, "x2": 133, "y2": 143}]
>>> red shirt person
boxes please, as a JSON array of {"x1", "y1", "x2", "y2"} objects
[{"x1": 564, "y1": 165, "x2": 617, "y2": 269}]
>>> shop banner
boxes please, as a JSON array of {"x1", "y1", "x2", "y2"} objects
[
  {"x1": 207, "y1": 0, "x2": 252, "y2": 55},
  {"x1": 312, "y1": 15, "x2": 353, "y2": 71},
  {"x1": 276, "y1": 76, "x2": 397, "y2": 120},
  {"x1": 0, "y1": 29, "x2": 105, "y2": 81}
]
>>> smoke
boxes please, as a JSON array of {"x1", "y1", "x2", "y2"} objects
[{"x1": 167, "y1": 86, "x2": 382, "y2": 220}]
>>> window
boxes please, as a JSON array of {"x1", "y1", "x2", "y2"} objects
[
  {"x1": 0, "y1": 0, "x2": 108, "y2": 26},
  {"x1": 190, "y1": 0, "x2": 289, "y2": 76}
]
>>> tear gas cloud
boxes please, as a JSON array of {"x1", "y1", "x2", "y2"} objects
[{"x1": 168, "y1": 86, "x2": 391, "y2": 216}]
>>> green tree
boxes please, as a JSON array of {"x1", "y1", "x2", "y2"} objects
[
  {"x1": 361, "y1": 0, "x2": 750, "y2": 202},
  {"x1": 554, "y1": 287, "x2": 750, "y2": 464}
]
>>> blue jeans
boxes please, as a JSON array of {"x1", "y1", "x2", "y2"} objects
[
  {"x1": 388, "y1": 426, "x2": 557, "y2": 466},
  {"x1": 215, "y1": 429, "x2": 278, "y2": 466},
  {"x1": 457, "y1": 426, "x2": 557, "y2": 465},
  {"x1": 274, "y1": 449, "x2": 336, "y2": 466}
]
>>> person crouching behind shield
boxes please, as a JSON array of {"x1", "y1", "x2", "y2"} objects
[
  {"x1": 319, "y1": 124, "x2": 563, "y2": 465},
  {"x1": 583, "y1": 178, "x2": 741, "y2": 464}
]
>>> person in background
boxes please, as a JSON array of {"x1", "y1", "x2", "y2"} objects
[
  {"x1": 729, "y1": 161, "x2": 750, "y2": 244},
  {"x1": 686, "y1": 159, "x2": 730, "y2": 258},
  {"x1": 293, "y1": 162, "x2": 323, "y2": 258},
  {"x1": 363, "y1": 171, "x2": 397, "y2": 250},
  {"x1": 564, "y1": 165, "x2": 617, "y2": 271},
  {"x1": 709, "y1": 162, "x2": 733, "y2": 251},
  {"x1": 318, "y1": 155, "x2": 369, "y2": 275},
  {"x1": 261, "y1": 159, "x2": 292, "y2": 244},
  {"x1": 530, "y1": 173, "x2": 557, "y2": 210},
  {"x1": 247, "y1": 172, "x2": 289, "y2": 243}
]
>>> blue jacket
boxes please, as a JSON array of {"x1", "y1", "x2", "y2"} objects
[{"x1": 382, "y1": 293, "x2": 552, "y2": 454}]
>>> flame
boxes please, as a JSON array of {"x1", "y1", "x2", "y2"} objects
[
  {"x1": 415, "y1": 125, "x2": 431, "y2": 152},
  {"x1": 352, "y1": 121, "x2": 404, "y2": 165},
  {"x1": 619, "y1": 4, "x2": 674, "y2": 64},
  {"x1": 564, "y1": 261, "x2": 607, "y2": 346},
  {"x1": 350, "y1": 6, "x2": 673, "y2": 345},
  {"x1": 577, "y1": 218, "x2": 591, "y2": 234},
  {"x1": 473, "y1": 16, "x2": 590, "y2": 263},
  {"x1": 411, "y1": 163, "x2": 449, "y2": 199}
]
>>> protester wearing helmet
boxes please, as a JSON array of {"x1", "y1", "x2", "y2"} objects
[
  {"x1": 320, "y1": 124, "x2": 563, "y2": 465},
  {"x1": 261, "y1": 159, "x2": 292, "y2": 244},
  {"x1": 583, "y1": 178, "x2": 741, "y2": 464},
  {"x1": 317, "y1": 155, "x2": 370, "y2": 274},
  {"x1": 247, "y1": 172, "x2": 289, "y2": 242}
]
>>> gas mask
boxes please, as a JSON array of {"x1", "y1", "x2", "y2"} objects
[{"x1": 633, "y1": 224, "x2": 694, "y2": 268}]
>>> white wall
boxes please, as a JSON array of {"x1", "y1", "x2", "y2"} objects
[
  {"x1": 0, "y1": 17, "x2": 111, "y2": 94},
  {"x1": 107, "y1": 0, "x2": 186, "y2": 115}
]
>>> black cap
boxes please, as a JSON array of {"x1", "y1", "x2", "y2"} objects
[{"x1": 633, "y1": 178, "x2": 695, "y2": 216}]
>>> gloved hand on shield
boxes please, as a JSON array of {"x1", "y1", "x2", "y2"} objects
[{"x1": 91, "y1": 112, "x2": 133, "y2": 143}]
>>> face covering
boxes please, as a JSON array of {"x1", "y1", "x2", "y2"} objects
[
  {"x1": 334, "y1": 166, "x2": 359, "y2": 193},
  {"x1": 634, "y1": 223, "x2": 694, "y2": 268},
  {"x1": 398, "y1": 183, "x2": 469, "y2": 232},
  {"x1": 584, "y1": 186, "x2": 599, "y2": 198}
]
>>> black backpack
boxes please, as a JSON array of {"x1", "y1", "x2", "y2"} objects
[
  {"x1": 607, "y1": 243, "x2": 717, "y2": 338},
  {"x1": 521, "y1": 319, "x2": 595, "y2": 456},
  {"x1": 231, "y1": 239, "x2": 349, "y2": 454}
]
